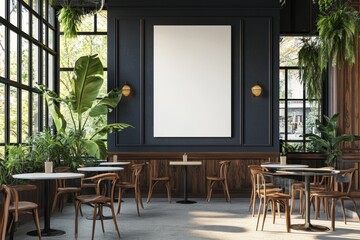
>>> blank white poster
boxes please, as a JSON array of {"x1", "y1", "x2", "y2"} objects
[{"x1": 153, "y1": 25, "x2": 232, "y2": 137}]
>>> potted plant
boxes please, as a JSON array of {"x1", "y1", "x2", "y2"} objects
[
  {"x1": 38, "y1": 54, "x2": 132, "y2": 168},
  {"x1": 305, "y1": 113, "x2": 360, "y2": 168}
]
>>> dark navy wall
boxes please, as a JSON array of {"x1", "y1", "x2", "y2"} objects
[{"x1": 107, "y1": 0, "x2": 280, "y2": 152}]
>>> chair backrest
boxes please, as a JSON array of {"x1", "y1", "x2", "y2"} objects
[
  {"x1": 147, "y1": 160, "x2": 169, "y2": 180},
  {"x1": 0, "y1": 185, "x2": 11, "y2": 240},
  {"x1": 54, "y1": 166, "x2": 72, "y2": 188},
  {"x1": 87, "y1": 173, "x2": 119, "y2": 200},
  {"x1": 219, "y1": 161, "x2": 231, "y2": 180},
  {"x1": 335, "y1": 168, "x2": 356, "y2": 194},
  {"x1": 131, "y1": 163, "x2": 146, "y2": 186}
]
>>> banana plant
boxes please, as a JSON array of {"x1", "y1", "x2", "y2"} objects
[
  {"x1": 305, "y1": 113, "x2": 360, "y2": 168},
  {"x1": 37, "y1": 54, "x2": 132, "y2": 162}
]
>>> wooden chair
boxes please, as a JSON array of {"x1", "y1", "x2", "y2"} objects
[
  {"x1": 0, "y1": 185, "x2": 11, "y2": 240},
  {"x1": 310, "y1": 168, "x2": 360, "y2": 230},
  {"x1": 206, "y1": 161, "x2": 231, "y2": 202},
  {"x1": 74, "y1": 173, "x2": 120, "y2": 240},
  {"x1": 78, "y1": 164, "x2": 98, "y2": 194},
  {"x1": 117, "y1": 163, "x2": 145, "y2": 216},
  {"x1": 255, "y1": 172, "x2": 291, "y2": 233},
  {"x1": 146, "y1": 160, "x2": 171, "y2": 203},
  {"x1": 8, "y1": 184, "x2": 42, "y2": 240},
  {"x1": 52, "y1": 166, "x2": 82, "y2": 214},
  {"x1": 249, "y1": 166, "x2": 282, "y2": 217}
]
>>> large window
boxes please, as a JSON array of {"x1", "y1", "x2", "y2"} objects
[
  {"x1": 59, "y1": 11, "x2": 107, "y2": 138},
  {"x1": 0, "y1": 0, "x2": 56, "y2": 158},
  {"x1": 279, "y1": 37, "x2": 322, "y2": 152}
]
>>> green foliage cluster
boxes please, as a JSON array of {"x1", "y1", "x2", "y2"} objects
[
  {"x1": 305, "y1": 113, "x2": 360, "y2": 168},
  {"x1": 0, "y1": 129, "x2": 72, "y2": 184},
  {"x1": 298, "y1": 1, "x2": 359, "y2": 101},
  {"x1": 298, "y1": 38, "x2": 323, "y2": 100},
  {"x1": 38, "y1": 54, "x2": 132, "y2": 165},
  {"x1": 58, "y1": 6, "x2": 83, "y2": 38}
]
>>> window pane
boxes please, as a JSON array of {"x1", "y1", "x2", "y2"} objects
[
  {"x1": 43, "y1": 50, "x2": 47, "y2": 85},
  {"x1": 59, "y1": 71, "x2": 72, "y2": 98},
  {"x1": 76, "y1": 14, "x2": 94, "y2": 32},
  {"x1": 288, "y1": 70, "x2": 303, "y2": 99},
  {"x1": 33, "y1": 93, "x2": 39, "y2": 133},
  {"x1": 279, "y1": 100, "x2": 285, "y2": 140},
  {"x1": 32, "y1": 0, "x2": 40, "y2": 14},
  {"x1": 43, "y1": 96, "x2": 47, "y2": 129},
  {"x1": 280, "y1": 36, "x2": 302, "y2": 67},
  {"x1": 32, "y1": 15, "x2": 39, "y2": 40},
  {"x1": 100, "y1": 71, "x2": 108, "y2": 96},
  {"x1": 48, "y1": 54, "x2": 54, "y2": 90},
  {"x1": 42, "y1": 23, "x2": 46, "y2": 44},
  {"x1": 49, "y1": 28, "x2": 55, "y2": 50},
  {"x1": 60, "y1": 35, "x2": 108, "y2": 68},
  {"x1": 21, "y1": 5, "x2": 30, "y2": 35},
  {"x1": 22, "y1": 90, "x2": 29, "y2": 141},
  {"x1": 22, "y1": 38, "x2": 29, "y2": 85},
  {"x1": 9, "y1": 31, "x2": 18, "y2": 81},
  {"x1": 0, "y1": 25, "x2": 5, "y2": 78},
  {"x1": 97, "y1": 11, "x2": 107, "y2": 32},
  {"x1": 9, "y1": 0, "x2": 18, "y2": 27},
  {"x1": 287, "y1": 101, "x2": 303, "y2": 140},
  {"x1": 32, "y1": 44, "x2": 40, "y2": 85},
  {"x1": 10, "y1": 87, "x2": 18, "y2": 143},
  {"x1": 0, "y1": 84, "x2": 4, "y2": 143},
  {"x1": 48, "y1": 5, "x2": 55, "y2": 26},
  {"x1": 23, "y1": 0, "x2": 30, "y2": 6},
  {"x1": 0, "y1": 0, "x2": 5, "y2": 18},
  {"x1": 305, "y1": 101, "x2": 321, "y2": 135},
  {"x1": 279, "y1": 69, "x2": 285, "y2": 99}
]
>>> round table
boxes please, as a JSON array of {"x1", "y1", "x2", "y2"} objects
[
  {"x1": 261, "y1": 164, "x2": 309, "y2": 169},
  {"x1": 99, "y1": 162, "x2": 130, "y2": 166},
  {"x1": 274, "y1": 168, "x2": 340, "y2": 232},
  {"x1": 12, "y1": 172, "x2": 84, "y2": 237}
]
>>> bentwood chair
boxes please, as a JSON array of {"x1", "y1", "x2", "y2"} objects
[
  {"x1": 74, "y1": 173, "x2": 120, "y2": 240},
  {"x1": 310, "y1": 168, "x2": 360, "y2": 230},
  {"x1": 8, "y1": 185, "x2": 42, "y2": 240},
  {"x1": 146, "y1": 160, "x2": 171, "y2": 203},
  {"x1": 249, "y1": 166, "x2": 282, "y2": 217},
  {"x1": 117, "y1": 163, "x2": 145, "y2": 216},
  {"x1": 206, "y1": 161, "x2": 231, "y2": 202},
  {"x1": 256, "y1": 171, "x2": 291, "y2": 233},
  {"x1": 0, "y1": 185, "x2": 11, "y2": 240},
  {"x1": 52, "y1": 166, "x2": 82, "y2": 214}
]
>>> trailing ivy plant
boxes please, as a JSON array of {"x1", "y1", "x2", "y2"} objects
[
  {"x1": 298, "y1": 38, "x2": 323, "y2": 101},
  {"x1": 317, "y1": 2, "x2": 359, "y2": 69}
]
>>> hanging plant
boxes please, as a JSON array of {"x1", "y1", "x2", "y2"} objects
[
  {"x1": 298, "y1": 38, "x2": 324, "y2": 100},
  {"x1": 58, "y1": 5, "x2": 83, "y2": 38},
  {"x1": 317, "y1": 2, "x2": 359, "y2": 68}
]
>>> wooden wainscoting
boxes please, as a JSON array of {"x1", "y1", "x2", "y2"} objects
[{"x1": 108, "y1": 152, "x2": 327, "y2": 198}]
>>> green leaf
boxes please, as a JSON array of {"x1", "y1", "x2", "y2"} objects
[
  {"x1": 71, "y1": 55, "x2": 104, "y2": 115},
  {"x1": 92, "y1": 123, "x2": 133, "y2": 139},
  {"x1": 89, "y1": 89, "x2": 122, "y2": 117},
  {"x1": 82, "y1": 139, "x2": 107, "y2": 159}
]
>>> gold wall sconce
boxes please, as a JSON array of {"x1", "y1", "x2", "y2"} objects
[
  {"x1": 122, "y1": 83, "x2": 131, "y2": 97},
  {"x1": 251, "y1": 82, "x2": 262, "y2": 97}
]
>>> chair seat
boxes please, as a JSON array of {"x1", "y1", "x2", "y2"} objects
[
  {"x1": 117, "y1": 182, "x2": 135, "y2": 188},
  {"x1": 206, "y1": 176, "x2": 224, "y2": 181},
  {"x1": 57, "y1": 187, "x2": 81, "y2": 193},
  {"x1": 152, "y1": 176, "x2": 170, "y2": 181},
  {"x1": 311, "y1": 191, "x2": 347, "y2": 198},
  {"x1": 76, "y1": 194, "x2": 110, "y2": 203},
  {"x1": 9, "y1": 201, "x2": 38, "y2": 212},
  {"x1": 267, "y1": 193, "x2": 291, "y2": 199}
]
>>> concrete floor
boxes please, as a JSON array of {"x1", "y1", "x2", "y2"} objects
[{"x1": 13, "y1": 198, "x2": 360, "y2": 240}]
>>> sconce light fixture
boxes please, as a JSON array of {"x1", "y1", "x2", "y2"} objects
[
  {"x1": 122, "y1": 82, "x2": 131, "y2": 97},
  {"x1": 251, "y1": 82, "x2": 262, "y2": 97}
]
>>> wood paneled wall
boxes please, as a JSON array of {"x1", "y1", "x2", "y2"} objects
[{"x1": 109, "y1": 152, "x2": 326, "y2": 198}]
